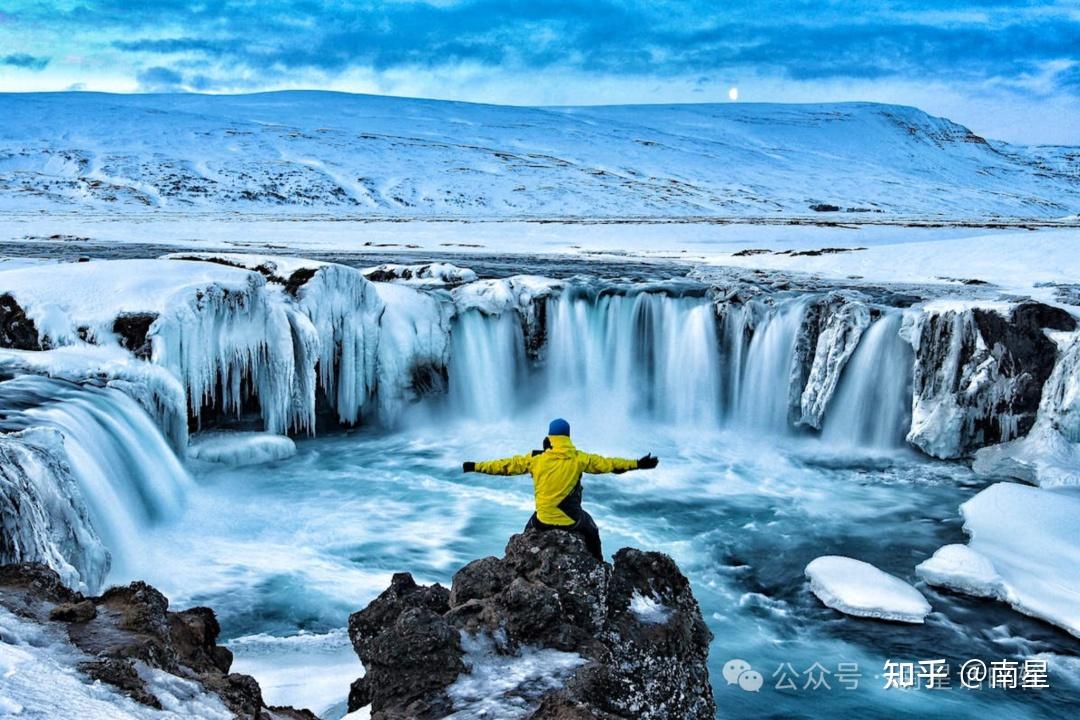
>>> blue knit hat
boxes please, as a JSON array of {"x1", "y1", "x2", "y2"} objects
[{"x1": 548, "y1": 418, "x2": 570, "y2": 436}]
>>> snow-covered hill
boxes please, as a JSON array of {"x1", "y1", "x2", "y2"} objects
[{"x1": 0, "y1": 91, "x2": 1076, "y2": 220}]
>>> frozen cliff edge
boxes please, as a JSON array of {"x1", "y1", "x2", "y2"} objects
[
  {"x1": 345, "y1": 530, "x2": 715, "y2": 720},
  {"x1": 0, "y1": 563, "x2": 317, "y2": 720}
]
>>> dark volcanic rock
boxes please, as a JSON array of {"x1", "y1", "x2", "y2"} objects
[
  {"x1": 347, "y1": 531, "x2": 715, "y2": 720},
  {"x1": 0, "y1": 293, "x2": 42, "y2": 350},
  {"x1": 0, "y1": 563, "x2": 317, "y2": 720},
  {"x1": 112, "y1": 312, "x2": 158, "y2": 359}
]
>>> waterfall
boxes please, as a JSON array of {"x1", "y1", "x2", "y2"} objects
[
  {"x1": 0, "y1": 375, "x2": 192, "y2": 578},
  {"x1": 821, "y1": 312, "x2": 914, "y2": 449},
  {"x1": 437, "y1": 288, "x2": 918, "y2": 451},
  {"x1": 732, "y1": 298, "x2": 809, "y2": 432},
  {"x1": 444, "y1": 290, "x2": 723, "y2": 428},
  {"x1": 447, "y1": 309, "x2": 528, "y2": 421}
]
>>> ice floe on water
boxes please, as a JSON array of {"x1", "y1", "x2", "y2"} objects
[
  {"x1": 805, "y1": 556, "x2": 932, "y2": 624},
  {"x1": 918, "y1": 482, "x2": 1080, "y2": 638},
  {"x1": 188, "y1": 432, "x2": 297, "y2": 467}
]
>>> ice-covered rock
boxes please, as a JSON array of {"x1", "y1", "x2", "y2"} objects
[
  {"x1": 972, "y1": 333, "x2": 1080, "y2": 487},
  {"x1": 165, "y1": 253, "x2": 385, "y2": 427},
  {"x1": 903, "y1": 301, "x2": 1076, "y2": 458},
  {"x1": 346, "y1": 531, "x2": 715, "y2": 719},
  {"x1": 0, "y1": 259, "x2": 308, "y2": 435},
  {"x1": 805, "y1": 556, "x2": 932, "y2": 623},
  {"x1": 452, "y1": 276, "x2": 562, "y2": 360},
  {"x1": 0, "y1": 563, "x2": 318, "y2": 719},
  {"x1": 0, "y1": 345, "x2": 189, "y2": 451},
  {"x1": 371, "y1": 283, "x2": 453, "y2": 423},
  {"x1": 793, "y1": 292, "x2": 873, "y2": 428},
  {"x1": 188, "y1": 432, "x2": 297, "y2": 467},
  {"x1": 0, "y1": 428, "x2": 109, "y2": 593},
  {"x1": 364, "y1": 263, "x2": 478, "y2": 287},
  {"x1": 918, "y1": 482, "x2": 1080, "y2": 638}
]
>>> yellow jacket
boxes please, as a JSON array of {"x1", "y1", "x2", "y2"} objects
[{"x1": 474, "y1": 435, "x2": 638, "y2": 526}]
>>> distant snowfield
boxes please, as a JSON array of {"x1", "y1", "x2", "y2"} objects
[
  {"x1": 1, "y1": 92, "x2": 1077, "y2": 219},
  {"x1": 2, "y1": 215, "x2": 1077, "y2": 296}
]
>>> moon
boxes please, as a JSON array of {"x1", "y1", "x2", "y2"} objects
[{"x1": 728, "y1": 87, "x2": 739, "y2": 101}]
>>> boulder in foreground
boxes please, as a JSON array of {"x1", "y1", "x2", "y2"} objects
[
  {"x1": 346, "y1": 530, "x2": 716, "y2": 720},
  {"x1": 0, "y1": 563, "x2": 316, "y2": 720}
]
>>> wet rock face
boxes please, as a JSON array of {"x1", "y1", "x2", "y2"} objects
[
  {"x1": 347, "y1": 531, "x2": 716, "y2": 720},
  {"x1": 908, "y1": 301, "x2": 1076, "y2": 458},
  {"x1": 0, "y1": 563, "x2": 314, "y2": 720}
]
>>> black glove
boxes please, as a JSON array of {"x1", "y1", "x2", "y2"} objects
[
  {"x1": 463, "y1": 461, "x2": 476, "y2": 473},
  {"x1": 637, "y1": 453, "x2": 659, "y2": 470}
]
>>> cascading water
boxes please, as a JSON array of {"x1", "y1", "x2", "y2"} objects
[
  {"x1": 447, "y1": 309, "x2": 528, "y2": 420},
  {"x1": 732, "y1": 298, "x2": 809, "y2": 432},
  {"x1": 821, "y1": 311, "x2": 914, "y2": 450},
  {"x1": 542, "y1": 290, "x2": 723, "y2": 427},
  {"x1": 0, "y1": 375, "x2": 191, "y2": 579}
]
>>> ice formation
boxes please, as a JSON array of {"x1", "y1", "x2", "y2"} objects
[
  {"x1": 805, "y1": 556, "x2": 932, "y2": 624},
  {"x1": 972, "y1": 333, "x2": 1080, "y2": 487},
  {"x1": 0, "y1": 375, "x2": 191, "y2": 583},
  {"x1": 917, "y1": 482, "x2": 1080, "y2": 638},
  {"x1": 188, "y1": 432, "x2": 297, "y2": 467},
  {"x1": 795, "y1": 293, "x2": 872, "y2": 429},
  {"x1": 902, "y1": 302, "x2": 1073, "y2": 459},
  {"x1": 0, "y1": 427, "x2": 109, "y2": 592},
  {"x1": 372, "y1": 283, "x2": 453, "y2": 423}
]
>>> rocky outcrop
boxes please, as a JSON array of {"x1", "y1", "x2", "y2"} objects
[
  {"x1": 0, "y1": 563, "x2": 316, "y2": 720},
  {"x1": 347, "y1": 531, "x2": 715, "y2": 720},
  {"x1": 905, "y1": 301, "x2": 1076, "y2": 458}
]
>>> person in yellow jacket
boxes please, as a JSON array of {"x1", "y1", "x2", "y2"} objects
[{"x1": 463, "y1": 418, "x2": 658, "y2": 561}]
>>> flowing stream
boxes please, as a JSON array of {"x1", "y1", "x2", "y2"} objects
[{"x1": 10, "y1": 286, "x2": 1077, "y2": 719}]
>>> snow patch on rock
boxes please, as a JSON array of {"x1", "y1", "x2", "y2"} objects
[
  {"x1": 364, "y1": 263, "x2": 478, "y2": 286},
  {"x1": 446, "y1": 632, "x2": 586, "y2": 720},
  {"x1": 805, "y1": 556, "x2": 932, "y2": 623}
]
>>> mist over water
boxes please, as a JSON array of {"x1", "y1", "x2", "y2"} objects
[{"x1": 22, "y1": 287, "x2": 1077, "y2": 719}]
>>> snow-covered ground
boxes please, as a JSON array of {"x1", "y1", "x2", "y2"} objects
[{"x1": 1, "y1": 92, "x2": 1076, "y2": 219}]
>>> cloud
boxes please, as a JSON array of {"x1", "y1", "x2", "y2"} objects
[
  {"x1": 136, "y1": 65, "x2": 185, "y2": 91},
  {"x1": 3, "y1": 0, "x2": 1079, "y2": 141},
  {"x1": 86, "y1": 1, "x2": 1080, "y2": 96},
  {"x1": 1, "y1": 53, "x2": 50, "y2": 71}
]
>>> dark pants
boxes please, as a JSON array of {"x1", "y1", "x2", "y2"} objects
[{"x1": 525, "y1": 510, "x2": 603, "y2": 561}]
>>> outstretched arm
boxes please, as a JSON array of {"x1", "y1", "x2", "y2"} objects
[
  {"x1": 580, "y1": 452, "x2": 659, "y2": 475},
  {"x1": 463, "y1": 453, "x2": 533, "y2": 476}
]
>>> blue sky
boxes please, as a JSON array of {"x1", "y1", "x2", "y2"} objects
[{"x1": 0, "y1": 0, "x2": 1077, "y2": 143}]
